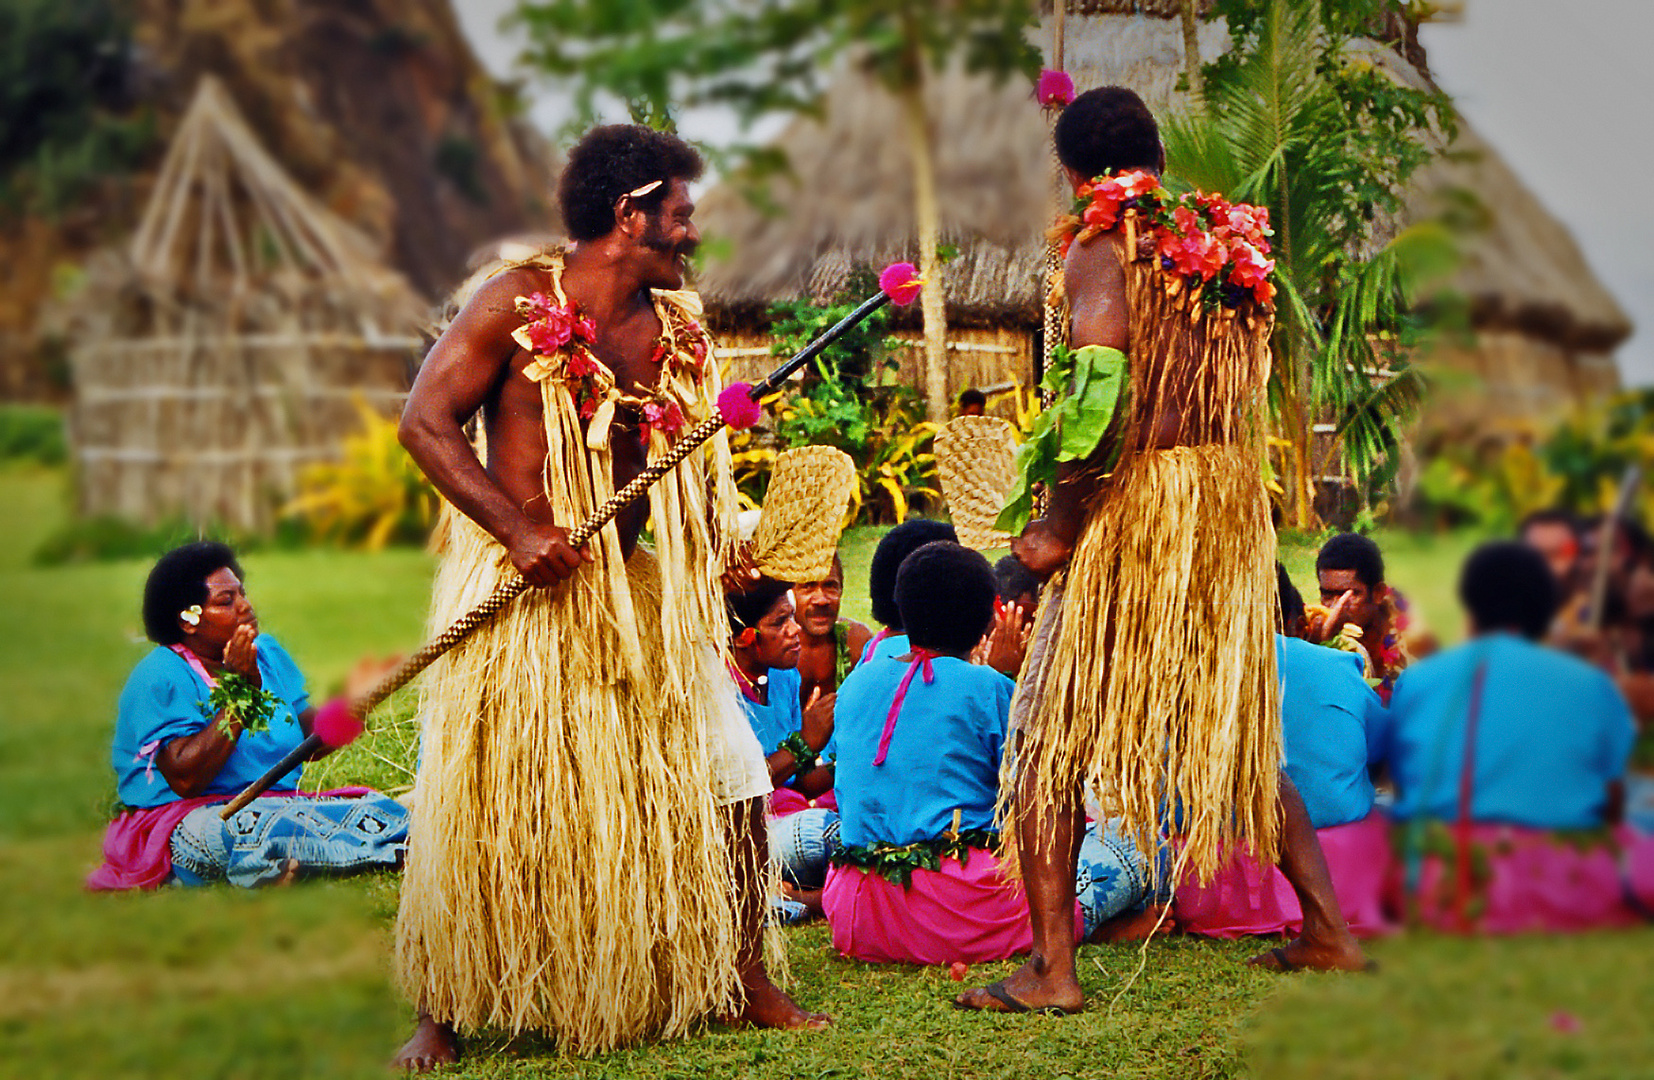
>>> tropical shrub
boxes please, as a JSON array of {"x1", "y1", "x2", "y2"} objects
[
  {"x1": 0, "y1": 404, "x2": 67, "y2": 465},
  {"x1": 283, "y1": 399, "x2": 439, "y2": 549},
  {"x1": 730, "y1": 358, "x2": 940, "y2": 526},
  {"x1": 1408, "y1": 389, "x2": 1654, "y2": 533},
  {"x1": 1166, "y1": 0, "x2": 1459, "y2": 528}
]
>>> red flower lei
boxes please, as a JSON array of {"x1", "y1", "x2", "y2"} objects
[
  {"x1": 514, "y1": 286, "x2": 714, "y2": 444},
  {"x1": 1051, "y1": 169, "x2": 1277, "y2": 308}
]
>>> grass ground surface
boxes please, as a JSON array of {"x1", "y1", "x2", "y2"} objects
[{"x1": 3, "y1": 464, "x2": 1650, "y2": 1078}]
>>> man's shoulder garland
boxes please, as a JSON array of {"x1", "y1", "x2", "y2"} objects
[
  {"x1": 1050, "y1": 169, "x2": 1277, "y2": 313},
  {"x1": 506, "y1": 250, "x2": 716, "y2": 445}
]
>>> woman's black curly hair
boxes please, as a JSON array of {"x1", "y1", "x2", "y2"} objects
[
  {"x1": 868, "y1": 519, "x2": 957, "y2": 629},
  {"x1": 896, "y1": 541, "x2": 996, "y2": 657},
  {"x1": 557, "y1": 125, "x2": 704, "y2": 242},
  {"x1": 1459, "y1": 541, "x2": 1558, "y2": 641},
  {"x1": 726, "y1": 576, "x2": 792, "y2": 639},
  {"x1": 142, "y1": 541, "x2": 241, "y2": 646}
]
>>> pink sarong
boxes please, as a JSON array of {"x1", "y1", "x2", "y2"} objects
[
  {"x1": 86, "y1": 787, "x2": 370, "y2": 892},
  {"x1": 822, "y1": 848, "x2": 1083, "y2": 966},
  {"x1": 768, "y1": 787, "x2": 838, "y2": 818},
  {"x1": 1386, "y1": 822, "x2": 1654, "y2": 934},
  {"x1": 1172, "y1": 809, "x2": 1396, "y2": 939}
]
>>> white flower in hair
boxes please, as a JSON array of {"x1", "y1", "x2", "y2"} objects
[{"x1": 180, "y1": 604, "x2": 202, "y2": 626}]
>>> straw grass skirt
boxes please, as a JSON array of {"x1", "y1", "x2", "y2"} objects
[
  {"x1": 1005, "y1": 443, "x2": 1282, "y2": 883},
  {"x1": 395, "y1": 514, "x2": 766, "y2": 1052}
]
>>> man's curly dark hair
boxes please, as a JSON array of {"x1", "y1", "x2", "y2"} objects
[
  {"x1": 558, "y1": 125, "x2": 704, "y2": 242},
  {"x1": 869, "y1": 519, "x2": 957, "y2": 629},
  {"x1": 1054, "y1": 86, "x2": 1162, "y2": 178}
]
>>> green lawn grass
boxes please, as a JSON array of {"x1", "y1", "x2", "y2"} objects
[{"x1": 2, "y1": 465, "x2": 1649, "y2": 1079}]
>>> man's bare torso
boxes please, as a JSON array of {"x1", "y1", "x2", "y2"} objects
[{"x1": 484, "y1": 263, "x2": 666, "y2": 554}]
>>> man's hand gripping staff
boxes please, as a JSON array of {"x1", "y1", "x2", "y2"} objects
[{"x1": 219, "y1": 264, "x2": 926, "y2": 819}]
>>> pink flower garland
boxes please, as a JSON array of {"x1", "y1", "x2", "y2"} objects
[
  {"x1": 1059, "y1": 170, "x2": 1277, "y2": 308},
  {"x1": 517, "y1": 289, "x2": 711, "y2": 442}
]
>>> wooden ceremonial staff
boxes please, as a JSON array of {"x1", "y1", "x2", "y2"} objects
[
  {"x1": 220, "y1": 270, "x2": 922, "y2": 818},
  {"x1": 1587, "y1": 464, "x2": 1643, "y2": 633}
]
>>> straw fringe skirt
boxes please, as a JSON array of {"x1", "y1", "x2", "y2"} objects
[
  {"x1": 1004, "y1": 444, "x2": 1282, "y2": 883},
  {"x1": 395, "y1": 514, "x2": 747, "y2": 1053}
]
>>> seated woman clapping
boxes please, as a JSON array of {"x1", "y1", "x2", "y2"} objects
[
  {"x1": 824, "y1": 541, "x2": 1163, "y2": 966},
  {"x1": 727, "y1": 577, "x2": 840, "y2": 920},
  {"x1": 89, "y1": 541, "x2": 409, "y2": 890}
]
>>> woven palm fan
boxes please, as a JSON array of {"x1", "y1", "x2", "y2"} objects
[
  {"x1": 750, "y1": 445, "x2": 857, "y2": 581},
  {"x1": 936, "y1": 416, "x2": 1019, "y2": 551}
]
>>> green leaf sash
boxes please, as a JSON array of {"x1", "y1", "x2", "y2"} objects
[
  {"x1": 830, "y1": 828, "x2": 1000, "y2": 889},
  {"x1": 993, "y1": 344, "x2": 1129, "y2": 535}
]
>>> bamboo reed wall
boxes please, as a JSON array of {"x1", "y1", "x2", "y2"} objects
[{"x1": 63, "y1": 77, "x2": 427, "y2": 533}]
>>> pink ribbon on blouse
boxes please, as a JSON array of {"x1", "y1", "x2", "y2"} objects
[
  {"x1": 860, "y1": 627, "x2": 895, "y2": 666},
  {"x1": 169, "y1": 643, "x2": 219, "y2": 688},
  {"x1": 872, "y1": 648, "x2": 939, "y2": 767}
]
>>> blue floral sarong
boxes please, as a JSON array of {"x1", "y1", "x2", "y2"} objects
[{"x1": 169, "y1": 792, "x2": 409, "y2": 887}]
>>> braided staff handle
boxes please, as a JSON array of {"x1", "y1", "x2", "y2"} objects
[{"x1": 219, "y1": 282, "x2": 910, "y2": 819}]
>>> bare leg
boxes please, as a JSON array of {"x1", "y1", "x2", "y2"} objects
[
  {"x1": 726, "y1": 797, "x2": 831, "y2": 1030},
  {"x1": 390, "y1": 1011, "x2": 459, "y2": 1072},
  {"x1": 955, "y1": 769, "x2": 1085, "y2": 1014},
  {"x1": 1247, "y1": 773, "x2": 1369, "y2": 972}
]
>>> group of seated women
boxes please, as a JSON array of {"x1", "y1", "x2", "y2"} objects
[
  {"x1": 728, "y1": 521, "x2": 1171, "y2": 962},
  {"x1": 726, "y1": 526, "x2": 1654, "y2": 969},
  {"x1": 96, "y1": 526, "x2": 1653, "y2": 956}
]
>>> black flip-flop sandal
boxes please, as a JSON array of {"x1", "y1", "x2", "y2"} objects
[
  {"x1": 1269, "y1": 946, "x2": 1298, "y2": 972},
  {"x1": 956, "y1": 980, "x2": 1077, "y2": 1016}
]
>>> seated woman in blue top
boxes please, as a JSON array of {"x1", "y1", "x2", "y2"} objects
[
  {"x1": 88, "y1": 541, "x2": 408, "y2": 890},
  {"x1": 1382, "y1": 541, "x2": 1653, "y2": 933},
  {"x1": 727, "y1": 577, "x2": 839, "y2": 919},
  {"x1": 858, "y1": 519, "x2": 957, "y2": 666},
  {"x1": 824, "y1": 541, "x2": 1163, "y2": 968},
  {"x1": 1175, "y1": 566, "x2": 1394, "y2": 939}
]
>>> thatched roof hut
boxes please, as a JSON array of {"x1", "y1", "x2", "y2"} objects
[
  {"x1": 695, "y1": 6, "x2": 1629, "y2": 423},
  {"x1": 62, "y1": 77, "x2": 427, "y2": 532}
]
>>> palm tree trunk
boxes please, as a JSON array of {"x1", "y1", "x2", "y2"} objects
[
  {"x1": 1179, "y1": 0, "x2": 1202, "y2": 96},
  {"x1": 900, "y1": 78, "x2": 949, "y2": 422}
]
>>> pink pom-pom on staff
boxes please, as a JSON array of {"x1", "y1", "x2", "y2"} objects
[
  {"x1": 312, "y1": 697, "x2": 365, "y2": 749},
  {"x1": 717, "y1": 382, "x2": 763, "y2": 430},
  {"x1": 1037, "y1": 68, "x2": 1076, "y2": 108},
  {"x1": 879, "y1": 262, "x2": 924, "y2": 307}
]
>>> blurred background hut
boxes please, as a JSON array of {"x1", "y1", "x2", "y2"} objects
[
  {"x1": 0, "y1": 0, "x2": 555, "y2": 402},
  {"x1": 695, "y1": 1, "x2": 1629, "y2": 436},
  {"x1": 59, "y1": 78, "x2": 427, "y2": 532}
]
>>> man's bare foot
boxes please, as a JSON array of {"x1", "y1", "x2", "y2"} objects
[
  {"x1": 391, "y1": 1014, "x2": 459, "y2": 1072},
  {"x1": 729, "y1": 971, "x2": 831, "y2": 1030},
  {"x1": 273, "y1": 857, "x2": 301, "y2": 887},
  {"x1": 1246, "y1": 931, "x2": 1371, "y2": 973},
  {"x1": 1089, "y1": 902, "x2": 1172, "y2": 944},
  {"x1": 953, "y1": 957, "x2": 1083, "y2": 1014}
]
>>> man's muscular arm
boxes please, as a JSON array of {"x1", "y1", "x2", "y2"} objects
[{"x1": 399, "y1": 270, "x2": 592, "y2": 587}]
